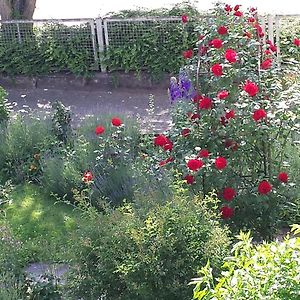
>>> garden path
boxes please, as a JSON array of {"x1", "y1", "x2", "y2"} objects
[{"x1": 6, "y1": 87, "x2": 172, "y2": 132}]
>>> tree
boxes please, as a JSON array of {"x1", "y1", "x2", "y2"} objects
[{"x1": 0, "y1": 0, "x2": 36, "y2": 20}]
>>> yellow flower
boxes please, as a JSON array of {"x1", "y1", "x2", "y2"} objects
[
  {"x1": 34, "y1": 153, "x2": 40, "y2": 160},
  {"x1": 29, "y1": 164, "x2": 37, "y2": 171}
]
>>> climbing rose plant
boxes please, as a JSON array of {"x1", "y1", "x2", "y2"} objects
[{"x1": 150, "y1": 3, "x2": 300, "y2": 237}]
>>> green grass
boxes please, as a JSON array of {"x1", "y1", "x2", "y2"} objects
[{"x1": 1, "y1": 183, "x2": 79, "y2": 265}]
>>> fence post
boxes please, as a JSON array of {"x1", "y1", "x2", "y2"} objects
[
  {"x1": 16, "y1": 23, "x2": 22, "y2": 44},
  {"x1": 259, "y1": 15, "x2": 266, "y2": 45},
  {"x1": 95, "y1": 18, "x2": 106, "y2": 72},
  {"x1": 268, "y1": 15, "x2": 274, "y2": 44},
  {"x1": 89, "y1": 20, "x2": 99, "y2": 70},
  {"x1": 103, "y1": 19, "x2": 109, "y2": 47},
  {"x1": 275, "y1": 15, "x2": 281, "y2": 67}
]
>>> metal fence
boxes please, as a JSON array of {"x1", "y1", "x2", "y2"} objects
[
  {"x1": 0, "y1": 15, "x2": 299, "y2": 73},
  {"x1": 0, "y1": 18, "x2": 99, "y2": 70},
  {"x1": 103, "y1": 17, "x2": 181, "y2": 47}
]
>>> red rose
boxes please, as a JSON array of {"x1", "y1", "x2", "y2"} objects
[
  {"x1": 163, "y1": 140, "x2": 173, "y2": 151},
  {"x1": 181, "y1": 128, "x2": 191, "y2": 137},
  {"x1": 243, "y1": 80, "x2": 259, "y2": 97},
  {"x1": 265, "y1": 49, "x2": 272, "y2": 55},
  {"x1": 111, "y1": 117, "x2": 122, "y2": 126},
  {"x1": 159, "y1": 157, "x2": 173, "y2": 167},
  {"x1": 234, "y1": 4, "x2": 241, "y2": 11},
  {"x1": 278, "y1": 172, "x2": 288, "y2": 183},
  {"x1": 191, "y1": 113, "x2": 200, "y2": 120},
  {"x1": 220, "y1": 206, "x2": 234, "y2": 219},
  {"x1": 225, "y1": 4, "x2": 232, "y2": 12},
  {"x1": 218, "y1": 26, "x2": 228, "y2": 35},
  {"x1": 261, "y1": 58, "x2": 272, "y2": 70},
  {"x1": 234, "y1": 11, "x2": 243, "y2": 17},
  {"x1": 166, "y1": 157, "x2": 174, "y2": 163},
  {"x1": 225, "y1": 140, "x2": 238, "y2": 151},
  {"x1": 215, "y1": 157, "x2": 227, "y2": 170},
  {"x1": 83, "y1": 171, "x2": 93, "y2": 183},
  {"x1": 184, "y1": 174, "x2": 195, "y2": 184},
  {"x1": 193, "y1": 94, "x2": 203, "y2": 103},
  {"x1": 199, "y1": 45, "x2": 208, "y2": 56},
  {"x1": 244, "y1": 31, "x2": 252, "y2": 39},
  {"x1": 248, "y1": 17, "x2": 256, "y2": 23},
  {"x1": 198, "y1": 149, "x2": 209, "y2": 158},
  {"x1": 266, "y1": 40, "x2": 277, "y2": 52},
  {"x1": 211, "y1": 39, "x2": 223, "y2": 49},
  {"x1": 220, "y1": 116, "x2": 227, "y2": 127},
  {"x1": 199, "y1": 97, "x2": 213, "y2": 110},
  {"x1": 270, "y1": 44, "x2": 277, "y2": 52},
  {"x1": 222, "y1": 187, "x2": 236, "y2": 201},
  {"x1": 258, "y1": 180, "x2": 272, "y2": 195},
  {"x1": 95, "y1": 125, "x2": 105, "y2": 135},
  {"x1": 159, "y1": 160, "x2": 167, "y2": 167},
  {"x1": 225, "y1": 48, "x2": 237, "y2": 63},
  {"x1": 187, "y1": 159, "x2": 204, "y2": 171},
  {"x1": 293, "y1": 38, "x2": 300, "y2": 47},
  {"x1": 183, "y1": 49, "x2": 193, "y2": 59},
  {"x1": 211, "y1": 64, "x2": 223, "y2": 76},
  {"x1": 159, "y1": 156, "x2": 174, "y2": 167},
  {"x1": 224, "y1": 139, "x2": 232, "y2": 148},
  {"x1": 225, "y1": 110, "x2": 235, "y2": 120},
  {"x1": 217, "y1": 90, "x2": 229, "y2": 100},
  {"x1": 181, "y1": 15, "x2": 188, "y2": 23},
  {"x1": 252, "y1": 109, "x2": 267, "y2": 122},
  {"x1": 255, "y1": 24, "x2": 264, "y2": 38},
  {"x1": 154, "y1": 134, "x2": 168, "y2": 147}
]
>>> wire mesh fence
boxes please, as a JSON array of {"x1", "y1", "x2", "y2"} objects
[
  {"x1": 103, "y1": 17, "x2": 181, "y2": 47},
  {"x1": 0, "y1": 19, "x2": 98, "y2": 74}
]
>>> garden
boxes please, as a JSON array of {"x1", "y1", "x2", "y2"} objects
[{"x1": 0, "y1": 2, "x2": 300, "y2": 300}]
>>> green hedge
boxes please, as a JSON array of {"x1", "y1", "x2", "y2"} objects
[{"x1": 0, "y1": 23, "x2": 95, "y2": 77}]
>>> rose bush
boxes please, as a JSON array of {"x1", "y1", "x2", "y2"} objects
[{"x1": 147, "y1": 3, "x2": 300, "y2": 238}]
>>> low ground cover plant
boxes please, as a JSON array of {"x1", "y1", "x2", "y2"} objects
[{"x1": 191, "y1": 224, "x2": 300, "y2": 300}]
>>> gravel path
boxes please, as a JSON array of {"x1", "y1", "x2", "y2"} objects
[{"x1": 6, "y1": 86, "x2": 172, "y2": 131}]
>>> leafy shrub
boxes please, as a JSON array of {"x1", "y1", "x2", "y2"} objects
[
  {"x1": 0, "y1": 86, "x2": 10, "y2": 125},
  {"x1": 280, "y1": 17, "x2": 300, "y2": 63},
  {"x1": 51, "y1": 101, "x2": 73, "y2": 145},
  {"x1": 22, "y1": 274, "x2": 64, "y2": 300},
  {"x1": 0, "y1": 223, "x2": 23, "y2": 275},
  {"x1": 68, "y1": 193, "x2": 231, "y2": 300},
  {"x1": 42, "y1": 115, "x2": 141, "y2": 205},
  {"x1": 148, "y1": 3, "x2": 300, "y2": 238},
  {"x1": 104, "y1": 22, "x2": 195, "y2": 80},
  {"x1": 102, "y1": 1, "x2": 198, "y2": 79},
  {"x1": 0, "y1": 113, "x2": 56, "y2": 183},
  {"x1": 191, "y1": 225, "x2": 300, "y2": 300},
  {"x1": 0, "y1": 272, "x2": 24, "y2": 300}
]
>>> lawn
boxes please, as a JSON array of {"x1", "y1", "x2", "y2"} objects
[{"x1": 1, "y1": 183, "x2": 79, "y2": 265}]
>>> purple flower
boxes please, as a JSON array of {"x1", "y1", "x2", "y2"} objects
[
  {"x1": 168, "y1": 71, "x2": 195, "y2": 104},
  {"x1": 169, "y1": 77, "x2": 181, "y2": 103}
]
